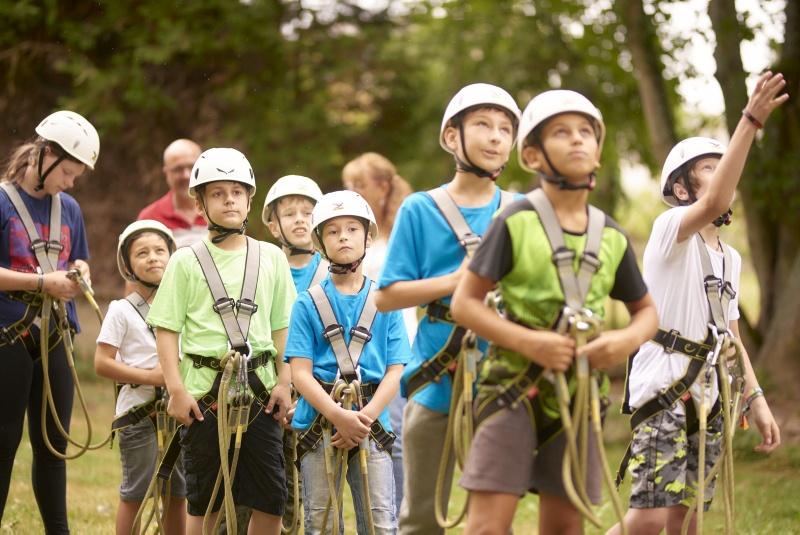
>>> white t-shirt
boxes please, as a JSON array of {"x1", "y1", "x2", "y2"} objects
[
  {"x1": 97, "y1": 298, "x2": 161, "y2": 417},
  {"x1": 628, "y1": 207, "x2": 741, "y2": 412},
  {"x1": 363, "y1": 236, "x2": 418, "y2": 343}
]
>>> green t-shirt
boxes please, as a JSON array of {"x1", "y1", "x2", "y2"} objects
[
  {"x1": 469, "y1": 196, "x2": 648, "y2": 381},
  {"x1": 147, "y1": 237, "x2": 297, "y2": 399}
]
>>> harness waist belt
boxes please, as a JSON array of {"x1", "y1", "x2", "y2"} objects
[
  {"x1": 186, "y1": 352, "x2": 270, "y2": 372},
  {"x1": 317, "y1": 378, "x2": 380, "y2": 400},
  {"x1": 405, "y1": 324, "x2": 466, "y2": 399},
  {"x1": 294, "y1": 415, "x2": 394, "y2": 469},
  {"x1": 650, "y1": 328, "x2": 715, "y2": 360},
  {"x1": 426, "y1": 300, "x2": 456, "y2": 325}
]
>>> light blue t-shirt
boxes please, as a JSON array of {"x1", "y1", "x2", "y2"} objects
[
  {"x1": 290, "y1": 251, "x2": 324, "y2": 294},
  {"x1": 377, "y1": 184, "x2": 524, "y2": 413},
  {"x1": 285, "y1": 276, "x2": 412, "y2": 432}
]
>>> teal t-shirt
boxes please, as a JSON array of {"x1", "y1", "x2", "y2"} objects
[
  {"x1": 291, "y1": 251, "x2": 325, "y2": 294},
  {"x1": 147, "y1": 237, "x2": 297, "y2": 399}
]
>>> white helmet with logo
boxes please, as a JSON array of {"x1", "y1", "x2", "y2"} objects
[
  {"x1": 262, "y1": 175, "x2": 324, "y2": 225},
  {"x1": 188, "y1": 148, "x2": 256, "y2": 198},
  {"x1": 36, "y1": 111, "x2": 100, "y2": 169},
  {"x1": 311, "y1": 190, "x2": 378, "y2": 260},
  {"x1": 117, "y1": 220, "x2": 176, "y2": 283},
  {"x1": 660, "y1": 137, "x2": 727, "y2": 207},
  {"x1": 439, "y1": 83, "x2": 522, "y2": 154},
  {"x1": 517, "y1": 90, "x2": 606, "y2": 173}
]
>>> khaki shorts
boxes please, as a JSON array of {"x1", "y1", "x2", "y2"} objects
[
  {"x1": 459, "y1": 402, "x2": 602, "y2": 504},
  {"x1": 628, "y1": 402, "x2": 723, "y2": 511}
]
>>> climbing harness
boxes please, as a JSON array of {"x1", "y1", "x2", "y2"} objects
[
  {"x1": 404, "y1": 187, "x2": 514, "y2": 399},
  {"x1": 155, "y1": 237, "x2": 269, "y2": 534},
  {"x1": 1, "y1": 182, "x2": 111, "y2": 460},
  {"x1": 617, "y1": 234, "x2": 745, "y2": 535},
  {"x1": 281, "y1": 388, "x2": 301, "y2": 535},
  {"x1": 310, "y1": 257, "x2": 330, "y2": 288},
  {"x1": 294, "y1": 280, "x2": 383, "y2": 535},
  {"x1": 472, "y1": 188, "x2": 625, "y2": 531}
]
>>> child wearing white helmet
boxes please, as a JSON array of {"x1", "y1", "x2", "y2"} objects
[
  {"x1": 610, "y1": 72, "x2": 786, "y2": 535},
  {"x1": 373, "y1": 83, "x2": 523, "y2": 534},
  {"x1": 94, "y1": 220, "x2": 186, "y2": 535},
  {"x1": 450, "y1": 89, "x2": 659, "y2": 534},
  {"x1": 146, "y1": 148, "x2": 296, "y2": 534},
  {"x1": 0, "y1": 110, "x2": 99, "y2": 532},
  {"x1": 285, "y1": 190, "x2": 411, "y2": 533},
  {"x1": 263, "y1": 175, "x2": 328, "y2": 293},
  {"x1": 262, "y1": 174, "x2": 326, "y2": 534}
]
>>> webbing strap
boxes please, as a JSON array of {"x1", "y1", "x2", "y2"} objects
[
  {"x1": 295, "y1": 414, "x2": 394, "y2": 469},
  {"x1": 1, "y1": 182, "x2": 62, "y2": 273},
  {"x1": 695, "y1": 234, "x2": 735, "y2": 332},
  {"x1": 427, "y1": 187, "x2": 515, "y2": 257},
  {"x1": 310, "y1": 258, "x2": 330, "y2": 288},
  {"x1": 526, "y1": 188, "x2": 605, "y2": 311},
  {"x1": 307, "y1": 281, "x2": 378, "y2": 384},
  {"x1": 125, "y1": 292, "x2": 155, "y2": 339},
  {"x1": 191, "y1": 237, "x2": 260, "y2": 353}
]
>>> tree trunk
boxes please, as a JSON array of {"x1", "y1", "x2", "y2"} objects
[
  {"x1": 620, "y1": 0, "x2": 677, "y2": 164},
  {"x1": 710, "y1": 0, "x2": 800, "y2": 397}
]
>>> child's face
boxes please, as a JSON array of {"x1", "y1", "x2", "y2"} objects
[
  {"x1": 34, "y1": 147, "x2": 86, "y2": 196},
  {"x1": 268, "y1": 196, "x2": 315, "y2": 249},
  {"x1": 445, "y1": 108, "x2": 514, "y2": 174},
  {"x1": 196, "y1": 181, "x2": 251, "y2": 229},
  {"x1": 523, "y1": 113, "x2": 600, "y2": 180},
  {"x1": 320, "y1": 216, "x2": 371, "y2": 265},
  {"x1": 127, "y1": 232, "x2": 170, "y2": 285},
  {"x1": 677, "y1": 157, "x2": 719, "y2": 202}
]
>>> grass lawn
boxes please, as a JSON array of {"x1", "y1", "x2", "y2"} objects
[{"x1": 3, "y1": 365, "x2": 799, "y2": 534}]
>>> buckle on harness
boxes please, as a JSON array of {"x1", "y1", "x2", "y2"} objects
[
  {"x1": 579, "y1": 251, "x2": 602, "y2": 272},
  {"x1": 350, "y1": 325, "x2": 372, "y2": 344},
  {"x1": 459, "y1": 234, "x2": 481, "y2": 251},
  {"x1": 322, "y1": 324, "x2": 344, "y2": 341},
  {"x1": 663, "y1": 329, "x2": 680, "y2": 354},
  {"x1": 551, "y1": 248, "x2": 576, "y2": 267},
  {"x1": 228, "y1": 339, "x2": 253, "y2": 360},
  {"x1": 237, "y1": 298, "x2": 258, "y2": 315},
  {"x1": 0, "y1": 327, "x2": 16, "y2": 346},
  {"x1": 212, "y1": 297, "x2": 236, "y2": 314}
]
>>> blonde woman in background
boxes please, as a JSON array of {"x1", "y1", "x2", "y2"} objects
[{"x1": 343, "y1": 152, "x2": 415, "y2": 516}]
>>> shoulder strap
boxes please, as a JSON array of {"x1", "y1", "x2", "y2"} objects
[
  {"x1": 1, "y1": 182, "x2": 62, "y2": 274},
  {"x1": 499, "y1": 189, "x2": 514, "y2": 209},
  {"x1": 125, "y1": 292, "x2": 156, "y2": 339},
  {"x1": 694, "y1": 234, "x2": 735, "y2": 332},
  {"x1": 427, "y1": 187, "x2": 482, "y2": 257},
  {"x1": 308, "y1": 280, "x2": 378, "y2": 384},
  {"x1": 191, "y1": 237, "x2": 260, "y2": 352},
  {"x1": 526, "y1": 188, "x2": 604, "y2": 311},
  {"x1": 310, "y1": 257, "x2": 329, "y2": 288}
]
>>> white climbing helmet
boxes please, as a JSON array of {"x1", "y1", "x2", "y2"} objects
[
  {"x1": 117, "y1": 220, "x2": 176, "y2": 283},
  {"x1": 311, "y1": 190, "x2": 378, "y2": 259},
  {"x1": 262, "y1": 175, "x2": 324, "y2": 225},
  {"x1": 35, "y1": 111, "x2": 100, "y2": 169},
  {"x1": 660, "y1": 137, "x2": 727, "y2": 207},
  {"x1": 439, "y1": 83, "x2": 521, "y2": 154},
  {"x1": 188, "y1": 148, "x2": 256, "y2": 198},
  {"x1": 517, "y1": 90, "x2": 606, "y2": 173}
]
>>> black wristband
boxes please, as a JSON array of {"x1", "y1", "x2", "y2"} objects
[{"x1": 742, "y1": 108, "x2": 763, "y2": 129}]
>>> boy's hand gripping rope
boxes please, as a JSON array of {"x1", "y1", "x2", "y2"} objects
[
  {"x1": 554, "y1": 309, "x2": 627, "y2": 534},
  {"x1": 202, "y1": 350, "x2": 252, "y2": 535},
  {"x1": 681, "y1": 329, "x2": 745, "y2": 535},
  {"x1": 320, "y1": 377, "x2": 376, "y2": 535}
]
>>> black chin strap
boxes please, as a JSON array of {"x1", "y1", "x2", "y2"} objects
[
  {"x1": 453, "y1": 123, "x2": 506, "y2": 181},
  {"x1": 537, "y1": 141, "x2": 596, "y2": 191},
  {"x1": 35, "y1": 142, "x2": 67, "y2": 192},
  {"x1": 201, "y1": 195, "x2": 250, "y2": 244},
  {"x1": 269, "y1": 206, "x2": 314, "y2": 256}
]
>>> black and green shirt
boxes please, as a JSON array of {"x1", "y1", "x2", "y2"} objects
[{"x1": 469, "y1": 195, "x2": 648, "y2": 381}]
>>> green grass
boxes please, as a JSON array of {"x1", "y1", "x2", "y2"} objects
[{"x1": 4, "y1": 368, "x2": 799, "y2": 534}]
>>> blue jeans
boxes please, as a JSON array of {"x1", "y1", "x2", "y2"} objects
[
  {"x1": 388, "y1": 391, "x2": 406, "y2": 518},
  {"x1": 301, "y1": 439, "x2": 396, "y2": 534}
]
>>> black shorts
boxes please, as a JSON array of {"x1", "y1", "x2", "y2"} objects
[{"x1": 179, "y1": 403, "x2": 287, "y2": 517}]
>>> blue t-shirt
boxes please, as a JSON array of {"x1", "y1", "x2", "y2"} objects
[
  {"x1": 285, "y1": 276, "x2": 412, "y2": 432},
  {"x1": 0, "y1": 186, "x2": 89, "y2": 332},
  {"x1": 377, "y1": 184, "x2": 524, "y2": 413},
  {"x1": 290, "y1": 251, "x2": 324, "y2": 294}
]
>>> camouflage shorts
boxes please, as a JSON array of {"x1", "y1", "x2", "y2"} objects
[{"x1": 628, "y1": 403, "x2": 723, "y2": 511}]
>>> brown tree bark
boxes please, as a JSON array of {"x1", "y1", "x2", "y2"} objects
[{"x1": 620, "y1": 0, "x2": 677, "y2": 164}]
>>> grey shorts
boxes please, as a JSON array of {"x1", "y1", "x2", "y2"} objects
[
  {"x1": 628, "y1": 403, "x2": 723, "y2": 511},
  {"x1": 459, "y1": 402, "x2": 602, "y2": 504},
  {"x1": 119, "y1": 419, "x2": 186, "y2": 502}
]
